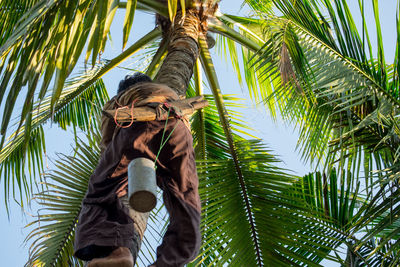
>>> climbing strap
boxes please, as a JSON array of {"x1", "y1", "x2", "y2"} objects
[{"x1": 102, "y1": 96, "x2": 208, "y2": 124}]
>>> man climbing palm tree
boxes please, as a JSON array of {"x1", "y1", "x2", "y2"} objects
[{"x1": 74, "y1": 73, "x2": 201, "y2": 267}]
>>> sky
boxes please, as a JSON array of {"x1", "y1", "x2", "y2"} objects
[{"x1": 0, "y1": 1, "x2": 398, "y2": 266}]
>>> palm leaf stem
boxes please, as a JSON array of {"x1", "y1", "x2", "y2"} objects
[
  {"x1": 217, "y1": 14, "x2": 265, "y2": 44},
  {"x1": 208, "y1": 17, "x2": 261, "y2": 53},
  {"x1": 145, "y1": 37, "x2": 168, "y2": 78},
  {"x1": 193, "y1": 59, "x2": 206, "y2": 160},
  {"x1": 137, "y1": 0, "x2": 169, "y2": 17},
  {"x1": 198, "y1": 36, "x2": 263, "y2": 266},
  {"x1": 49, "y1": 209, "x2": 80, "y2": 266},
  {"x1": 194, "y1": 60, "x2": 203, "y2": 95},
  {"x1": 87, "y1": 27, "x2": 160, "y2": 84}
]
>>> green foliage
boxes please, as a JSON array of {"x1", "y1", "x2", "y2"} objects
[
  {"x1": 0, "y1": 0, "x2": 160, "y2": 141},
  {"x1": 0, "y1": 27, "x2": 161, "y2": 209},
  {"x1": 247, "y1": 0, "x2": 400, "y2": 263},
  {"x1": 0, "y1": 77, "x2": 108, "y2": 209},
  {"x1": 208, "y1": 0, "x2": 400, "y2": 263},
  {"x1": 1, "y1": 0, "x2": 400, "y2": 265},
  {"x1": 25, "y1": 135, "x2": 99, "y2": 267}
]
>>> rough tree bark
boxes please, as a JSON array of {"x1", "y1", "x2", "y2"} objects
[{"x1": 154, "y1": 9, "x2": 201, "y2": 97}]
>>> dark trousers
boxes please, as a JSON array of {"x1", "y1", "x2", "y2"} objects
[{"x1": 74, "y1": 119, "x2": 201, "y2": 266}]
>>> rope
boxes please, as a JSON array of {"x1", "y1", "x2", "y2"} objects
[
  {"x1": 154, "y1": 107, "x2": 181, "y2": 170},
  {"x1": 112, "y1": 99, "x2": 181, "y2": 169},
  {"x1": 114, "y1": 99, "x2": 137, "y2": 128}
]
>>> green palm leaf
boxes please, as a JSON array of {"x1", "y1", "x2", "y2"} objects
[
  {"x1": 25, "y1": 135, "x2": 99, "y2": 267},
  {"x1": 255, "y1": 0, "x2": 400, "y2": 169},
  {"x1": 289, "y1": 170, "x2": 361, "y2": 263},
  {"x1": 192, "y1": 35, "x2": 346, "y2": 265},
  {"x1": 208, "y1": 2, "x2": 400, "y2": 263},
  {"x1": 0, "y1": 1, "x2": 40, "y2": 47},
  {"x1": 222, "y1": 1, "x2": 397, "y2": 177},
  {"x1": 287, "y1": 169, "x2": 400, "y2": 265},
  {"x1": 349, "y1": 186, "x2": 400, "y2": 262},
  {"x1": 0, "y1": 27, "x2": 161, "y2": 208},
  {"x1": 196, "y1": 140, "x2": 351, "y2": 266},
  {"x1": 243, "y1": 1, "x2": 400, "y2": 262},
  {"x1": 344, "y1": 238, "x2": 399, "y2": 266},
  {"x1": 0, "y1": 0, "x2": 165, "y2": 140},
  {"x1": 0, "y1": 77, "x2": 108, "y2": 209}
]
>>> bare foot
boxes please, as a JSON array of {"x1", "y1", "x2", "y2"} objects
[{"x1": 87, "y1": 247, "x2": 133, "y2": 267}]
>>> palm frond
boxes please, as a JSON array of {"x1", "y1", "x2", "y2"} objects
[
  {"x1": 286, "y1": 169, "x2": 400, "y2": 265},
  {"x1": 24, "y1": 135, "x2": 100, "y2": 266},
  {"x1": 195, "y1": 34, "x2": 347, "y2": 265},
  {"x1": 0, "y1": 76, "x2": 108, "y2": 209},
  {"x1": 247, "y1": 0, "x2": 400, "y2": 261},
  {"x1": 195, "y1": 138, "x2": 352, "y2": 266},
  {"x1": 344, "y1": 238, "x2": 399, "y2": 267},
  {"x1": 347, "y1": 185, "x2": 400, "y2": 263},
  {"x1": 192, "y1": 59, "x2": 206, "y2": 160},
  {"x1": 242, "y1": 0, "x2": 400, "y2": 176},
  {"x1": 0, "y1": 0, "x2": 163, "y2": 140},
  {"x1": 293, "y1": 169, "x2": 363, "y2": 229},
  {"x1": 0, "y1": 28, "x2": 161, "y2": 208},
  {"x1": 0, "y1": 1, "x2": 40, "y2": 47},
  {"x1": 287, "y1": 169, "x2": 362, "y2": 263},
  {"x1": 199, "y1": 36, "x2": 266, "y2": 265}
]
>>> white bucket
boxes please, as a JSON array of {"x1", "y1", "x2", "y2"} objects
[{"x1": 128, "y1": 158, "x2": 157, "y2": 212}]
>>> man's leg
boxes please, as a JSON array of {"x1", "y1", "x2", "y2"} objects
[
  {"x1": 84, "y1": 195, "x2": 146, "y2": 267},
  {"x1": 154, "y1": 180, "x2": 201, "y2": 266},
  {"x1": 78, "y1": 119, "x2": 201, "y2": 266},
  {"x1": 153, "y1": 119, "x2": 202, "y2": 266},
  {"x1": 74, "y1": 122, "x2": 152, "y2": 263}
]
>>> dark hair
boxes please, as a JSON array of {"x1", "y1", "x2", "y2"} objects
[{"x1": 117, "y1": 72, "x2": 152, "y2": 94}]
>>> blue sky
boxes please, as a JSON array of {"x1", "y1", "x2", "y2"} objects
[{"x1": 0, "y1": 1, "x2": 397, "y2": 266}]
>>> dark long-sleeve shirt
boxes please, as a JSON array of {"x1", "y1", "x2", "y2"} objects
[{"x1": 100, "y1": 82, "x2": 180, "y2": 152}]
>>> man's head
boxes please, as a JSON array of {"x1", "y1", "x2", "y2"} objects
[{"x1": 117, "y1": 72, "x2": 152, "y2": 94}]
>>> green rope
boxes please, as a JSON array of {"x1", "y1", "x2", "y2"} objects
[{"x1": 154, "y1": 108, "x2": 181, "y2": 169}]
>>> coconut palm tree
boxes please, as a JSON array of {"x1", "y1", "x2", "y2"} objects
[{"x1": 1, "y1": 0, "x2": 399, "y2": 266}]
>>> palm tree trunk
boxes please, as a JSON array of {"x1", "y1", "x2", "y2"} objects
[
  {"x1": 120, "y1": 195, "x2": 149, "y2": 261},
  {"x1": 155, "y1": 10, "x2": 201, "y2": 97}
]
